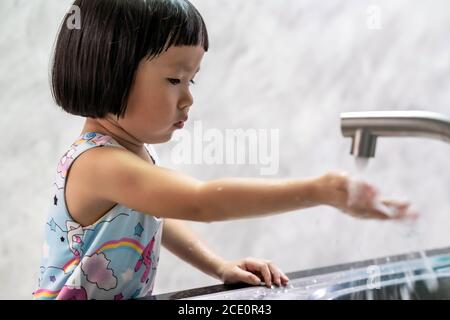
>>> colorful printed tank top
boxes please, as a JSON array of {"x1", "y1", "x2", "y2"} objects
[{"x1": 33, "y1": 132, "x2": 163, "y2": 300}]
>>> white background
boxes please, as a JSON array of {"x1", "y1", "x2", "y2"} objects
[{"x1": 0, "y1": 0, "x2": 449, "y2": 299}]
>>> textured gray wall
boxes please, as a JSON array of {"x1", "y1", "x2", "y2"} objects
[{"x1": 0, "y1": 0, "x2": 449, "y2": 299}]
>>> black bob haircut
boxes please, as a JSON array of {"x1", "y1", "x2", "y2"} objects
[{"x1": 51, "y1": 0, "x2": 209, "y2": 119}]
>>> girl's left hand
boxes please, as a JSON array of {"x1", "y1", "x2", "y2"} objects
[{"x1": 217, "y1": 257, "x2": 289, "y2": 288}]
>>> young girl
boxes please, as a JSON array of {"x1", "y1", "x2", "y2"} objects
[{"x1": 33, "y1": 0, "x2": 416, "y2": 300}]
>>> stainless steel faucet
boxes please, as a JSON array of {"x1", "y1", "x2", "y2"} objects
[{"x1": 340, "y1": 111, "x2": 450, "y2": 158}]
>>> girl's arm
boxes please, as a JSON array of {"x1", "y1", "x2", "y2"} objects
[
  {"x1": 161, "y1": 218, "x2": 290, "y2": 287},
  {"x1": 161, "y1": 218, "x2": 225, "y2": 279},
  {"x1": 81, "y1": 146, "x2": 415, "y2": 222}
]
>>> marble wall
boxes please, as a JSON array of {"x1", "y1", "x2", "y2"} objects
[{"x1": 0, "y1": 0, "x2": 449, "y2": 299}]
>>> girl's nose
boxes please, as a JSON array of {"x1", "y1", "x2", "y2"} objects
[
  {"x1": 178, "y1": 104, "x2": 191, "y2": 112},
  {"x1": 179, "y1": 90, "x2": 194, "y2": 110}
]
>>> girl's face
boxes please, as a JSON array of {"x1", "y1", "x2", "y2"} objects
[{"x1": 115, "y1": 45, "x2": 205, "y2": 144}]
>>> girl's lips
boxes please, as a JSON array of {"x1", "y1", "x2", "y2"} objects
[{"x1": 174, "y1": 121, "x2": 184, "y2": 129}]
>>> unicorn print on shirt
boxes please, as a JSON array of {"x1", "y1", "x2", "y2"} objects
[{"x1": 66, "y1": 221, "x2": 84, "y2": 257}]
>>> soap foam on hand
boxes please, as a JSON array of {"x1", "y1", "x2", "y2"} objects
[
  {"x1": 347, "y1": 176, "x2": 418, "y2": 220},
  {"x1": 372, "y1": 194, "x2": 420, "y2": 220},
  {"x1": 346, "y1": 177, "x2": 375, "y2": 209},
  {"x1": 372, "y1": 197, "x2": 400, "y2": 218},
  {"x1": 350, "y1": 157, "x2": 418, "y2": 220}
]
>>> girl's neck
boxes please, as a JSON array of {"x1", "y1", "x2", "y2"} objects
[{"x1": 81, "y1": 117, "x2": 144, "y2": 156}]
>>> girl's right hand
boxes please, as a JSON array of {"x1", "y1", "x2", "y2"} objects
[{"x1": 316, "y1": 171, "x2": 419, "y2": 220}]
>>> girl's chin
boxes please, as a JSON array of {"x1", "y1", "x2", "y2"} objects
[
  {"x1": 160, "y1": 130, "x2": 176, "y2": 143},
  {"x1": 141, "y1": 132, "x2": 172, "y2": 144}
]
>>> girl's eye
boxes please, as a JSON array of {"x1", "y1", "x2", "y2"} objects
[
  {"x1": 168, "y1": 78, "x2": 181, "y2": 85},
  {"x1": 168, "y1": 78, "x2": 196, "y2": 86}
]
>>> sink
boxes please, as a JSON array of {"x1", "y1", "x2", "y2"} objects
[
  {"x1": 310, "y1": 253, "x2": 450, "y2": 300},
  {"x1": 165, "y1": 248, "x2": 450, "y2": 300},
  {"x1": 148, "y1": 247, "x2": 450, "y2": 300},
  {"x1": 332, "y1": 277, "x2": 450, "y2": 300}
]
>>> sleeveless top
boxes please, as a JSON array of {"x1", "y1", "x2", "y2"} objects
[{"x1": 33, "y1": 132, "x2": 163, "y2": 300}]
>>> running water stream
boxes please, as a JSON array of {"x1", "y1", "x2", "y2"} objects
[{"x1": 350, "y1": 157, "x2": 438, "y2": 299}]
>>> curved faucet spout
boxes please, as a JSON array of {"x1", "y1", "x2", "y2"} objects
[{"x1": 340, "y1": 111, "x2": 450, "y2": 158}]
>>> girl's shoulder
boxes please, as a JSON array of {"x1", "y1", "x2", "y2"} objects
[
  {"x1": 62, "y1": 132, "x2": 127, "y2": 226},
  {"x1": 62, "y1": 131, "x2": 161, "y2": 226}
]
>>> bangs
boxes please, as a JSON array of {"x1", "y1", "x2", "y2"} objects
[{"x1": 140, "y1": 0, "x2": 209, "y2": 60}]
